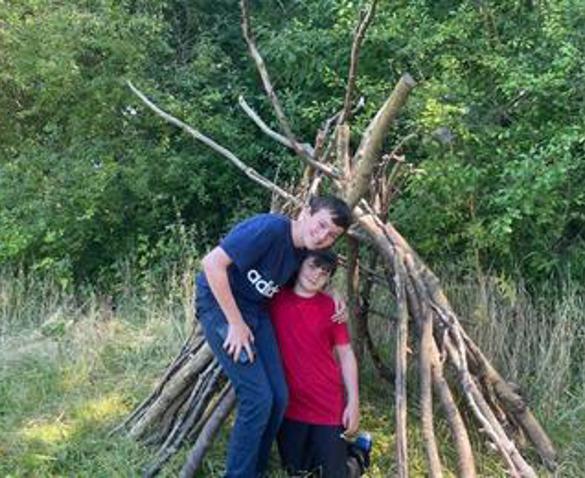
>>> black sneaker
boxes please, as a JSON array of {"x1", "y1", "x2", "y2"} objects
[{"x1": 347, "y1": 432, "x2": 372, "y2": 473}]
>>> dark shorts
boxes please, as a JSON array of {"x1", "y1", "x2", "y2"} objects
[{"x1": 278, "y1": 417, "x2": 348, "y2": 478}]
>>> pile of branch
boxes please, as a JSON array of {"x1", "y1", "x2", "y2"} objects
[{"x1": 115, "y1": 1, "x2": 557, "y2": 476}]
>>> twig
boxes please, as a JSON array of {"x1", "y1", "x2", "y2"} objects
[
  {"x1": 238, "y1": 96, "x2": 315, "y2": 158},
  {"x1": 337, "y1": 124, "x2": 352, "y2": 180},
  {"x1": 127, "y1": 81, "x2": 300, "y2": 207},
  {"x1": 240, "y1": 0, "x2": 340, "y2": 178},
  {"x1": 430, "y1": 340, "x2": 478, "y2": 477},
  {"x1": 339, "y1": 0, "x2": 378, "y2": 125},
  {"x1": 314, "y1": 97, "x2": 367, "y2": 169}
]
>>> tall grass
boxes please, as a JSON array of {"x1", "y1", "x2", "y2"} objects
[
  {"x1": 1, "y1": 263, "x2": 584, "y2": 476},
  {"x1": 446, "y1": 276, "x2": 585, "y2": 416},
  {"x1": 363, "y1": 271, "x2": 585, "y2": 476},
  {"x1": 0, "y1": 263, "x2": 196, "y2": 477},
  {"x1": 445, "y1": 275, "x2": 585, "y2": 476}
]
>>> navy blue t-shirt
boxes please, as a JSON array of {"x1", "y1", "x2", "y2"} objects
[{"x1": 196, "y1": 214, "x2": 304, "y2": 314}]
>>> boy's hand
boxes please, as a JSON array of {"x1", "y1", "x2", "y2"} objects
[
  {"x1": 224, "y1": 320, "x2": 255, "y2": 363},
  {"x1": 342, "y1": 400, "x2": 360, "y2": 436},
  {"x1": 330, "y1": 289, "x2": 348, "y2": 323}
]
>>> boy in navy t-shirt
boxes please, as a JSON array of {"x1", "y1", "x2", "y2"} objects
[{"x1": 195, "y1": 196, "x2": 351, "y2": 478}]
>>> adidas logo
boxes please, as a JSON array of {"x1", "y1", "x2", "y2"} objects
[{"x1": 247, "y1": 269, "x2": 280, "y2": 298}]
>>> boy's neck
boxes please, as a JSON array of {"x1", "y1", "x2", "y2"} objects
[
  {"x1": 293, "y1": 284, "x2": 318, "y2": 298},
  {"x1": 290, "y1": 218, "x2": 304, "y2": 248}
]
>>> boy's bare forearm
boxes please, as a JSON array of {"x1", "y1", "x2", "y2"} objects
[
  {"x1": 202, "y1": 248, "x2": 244, "y2": 325},
  {"x1": 337, "y1": 346, "x2": 359, "y2": 405}
]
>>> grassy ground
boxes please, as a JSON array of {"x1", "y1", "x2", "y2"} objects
[{"x1": 1, "y1": 270, "x2": 583, "y2": 477}]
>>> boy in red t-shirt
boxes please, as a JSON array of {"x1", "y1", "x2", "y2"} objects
[{"x1": 270, "y1": 251, "x2": 371, "y2": 477}]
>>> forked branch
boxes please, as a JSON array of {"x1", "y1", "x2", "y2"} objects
[
  {"x1": 240, "y1": 0, "x2": 341, "y2": 179},
  {"x1": 238, "y1": 96, "x2": 315, "y2": 158},
  {"x1": 340, "y1": 0, "x2": 378, "y2": 125}
]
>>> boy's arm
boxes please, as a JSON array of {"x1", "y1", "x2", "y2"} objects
[
  {"x1": 326, "y1": 287, "x2": 348, "y2": 323},
  {"x1": 202, "y1": 246, "x2": 254, "y2": 362},
  {"x1": 335, "y1": 343, "x2": 360, "y2": 435}
]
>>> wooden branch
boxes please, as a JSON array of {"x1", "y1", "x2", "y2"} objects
[
  {"x1": 430, "y1": 340, "x2": 477, "y2": 478},
  {"x1": 419, "y1": 304, "x2": 443, "y2": 477},
  {"x1": 110, "y1": 336, "x2": 201, "y2": 437},
  {"x1": 378, "y1": 131, "x2": 417, "y2": 209},
  {"x1": 339, "y1": 0, "x2": 378, "y2": 125},
  {"x1": 445, "y1": 331, "x2": 536, "y2": 478},
  {"x1": 397, "y1": 237, "x2": 542, "y2": 476},
  {"x1": 393, "y1": 254, "x2": 409, "y2": 478},
  {"x1": 127, "y1": 81, "x2": 300, "y2": 207},
  {"x1": 401, "y1": 253, "x2": 477, "y2": 477},
  {"x1": 358, "y1": 206, "x2": 543, "y2": 476},
  {"x1": 145, "y1": 362, "x2": 224, "y2": 477},
  {"x1": 128, "y1": 343, "x2": 214, "y2": 440},
  {"x1": 346, "y1": 236, "x2": 363, "y2": 360},
  {"x1": 402, "y1": 244, "x2": 537, "y2": 477},
  {"x1": 240, "y1": 0, "x2": 341, "y2": 179},
  {"x1": 460, "y1": 331, "x2": 558, "y2": 469},
  {"x1": 179, "y1": 385, "x2": 236, "y2": 478},
  {"x1": 337, "y1": 123, "x2": 352, "y2": 181},
  {"x1": 308, "y1": 172, "x2": 324, "y2": 197},
  {"x1": 346, "y1": 74, "x2": 416, "y2": 208},
  {"x1": 239, "y1": 0, "x2": 292, "y2": 138},
  {"x1": 238, "y1": 96, "x2": 316, "y2": 159},
  {"x1": 151, "y1": 385, "x2": 194, "y2": 447},
  {"x1": 387, "y1": 263, "x2": 444, "y2": 478},
  {"x1": 317, "y1": 97, "x2": 365, "y2": 163}
]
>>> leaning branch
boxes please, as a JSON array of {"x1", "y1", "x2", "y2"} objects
[
  {"x1": 346, "y1": 74, "x2": 416, "y2": 208},
  {"x1": 179, "y1": 386, "x2": 236, "y2": 478},
  {"x1": 127, "y1": 81, "x2": 300, "y2": 207},
  {"x1": 238, "y1": 96, "x2": 316, "y2": 159},
  {"x1": 394, "y1": 253, "x2": 409, "y2": 478},
  {"x1": 240, "y1": 0, "x2": 341, "y2": 179},
  {"x1": 339, "y1": 0, "x2": 378, "y2": 125}
]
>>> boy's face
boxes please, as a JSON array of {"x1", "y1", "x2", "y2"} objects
[
  {"x1": 301, "y1": 208, "x2": 345, "y2": 250},
  {"x1": 296, "y1": 257, "x2": 332, "y2": 294}
]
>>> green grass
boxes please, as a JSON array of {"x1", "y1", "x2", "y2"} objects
[{"x1": 1, "y1": 269, "x2": 584, "y2": 476}]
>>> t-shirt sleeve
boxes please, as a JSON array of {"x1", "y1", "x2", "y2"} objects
[
  {"x1": 332, "y1": 322, "x2": 351, "y2": 346},
  {"x1": 220, "y1": 215, "x2": 284, "y2": 272},
  {"x1": 321, "y1": 294, "x2": 350, "y2": 346},
  {"x1": 268, "y1": 291, "x2": 284, "y2": 321}
]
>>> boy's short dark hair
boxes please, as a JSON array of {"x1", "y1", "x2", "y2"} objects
[
  {"x1": 308, "y1": 196, "x2": 352, "y2": 230},
  {"x1": 304, "y1": 250, "x2": 338, "y2": 278}
]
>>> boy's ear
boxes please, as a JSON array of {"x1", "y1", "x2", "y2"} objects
[{"x1": 298, "y1": 206, "x2": 310, "y2": 221}]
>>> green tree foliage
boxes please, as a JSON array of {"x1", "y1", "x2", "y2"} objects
[
  {"x1": 0, "y1": 0, "x2": 272, "y2": 281},
  {"x1": 382, "y1": 1, "x2": 585, "y2": 281},
  {"x1": 1, "y1": 0, "x2": 584, "y2": 284}
]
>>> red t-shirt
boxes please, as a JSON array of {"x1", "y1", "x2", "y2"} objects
[{"x1": 269, "y1": 288, "x2": 350, "y2": 425}]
